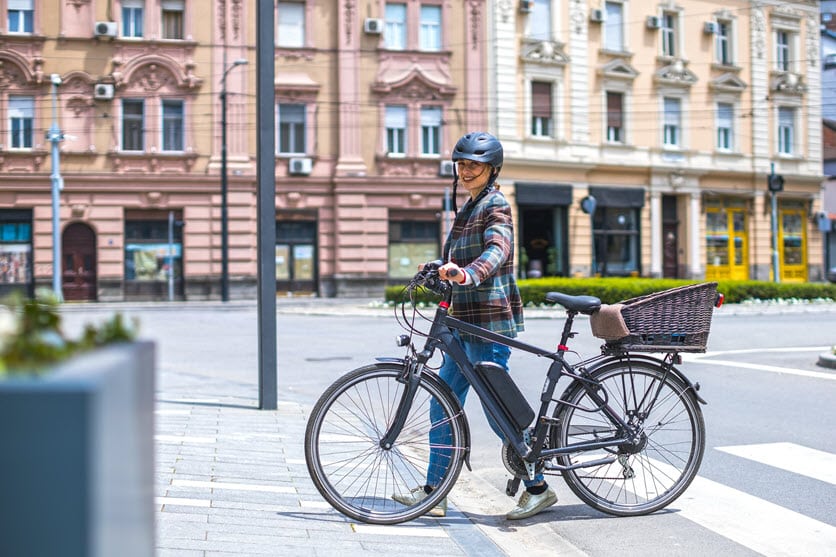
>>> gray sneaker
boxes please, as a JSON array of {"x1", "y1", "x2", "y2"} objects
[
  {"x1": 505, "y1": 487, "x2": 557, "y2": 520},
  {"x1": 392, "y1": 486, "x2": 447, "y2": 517}
]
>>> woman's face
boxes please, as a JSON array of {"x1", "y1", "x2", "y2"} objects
[{"x1": 456, "y1": 160, "x2": 491, "y2": 196}]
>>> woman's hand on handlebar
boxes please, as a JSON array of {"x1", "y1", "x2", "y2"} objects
[{"x1": 439, "y1": 263, "x2": 465, "y2": 284}]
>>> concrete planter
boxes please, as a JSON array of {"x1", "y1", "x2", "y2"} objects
[{"x1": 0, "y1": 341, "x2": 156, "y2": 557}]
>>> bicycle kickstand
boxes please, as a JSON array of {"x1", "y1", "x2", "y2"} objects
[{"x1": 505, "y1": 477, "x2": 521, "y2": 497}]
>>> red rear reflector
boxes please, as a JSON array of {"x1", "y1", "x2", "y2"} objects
[
  {"x1": 715, "y1": 293, "x2": 725, "y2": 308},
  {"x1": 558, "y1": 344, "x2": 569, "y2": 352},
  {"x1": 439, "y1": 301, "x2": 450, "y2": 309}
]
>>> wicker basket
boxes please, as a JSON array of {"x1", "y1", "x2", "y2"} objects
[{"x1": 597, "y1": 282, "x2": 719, "y2": 353}]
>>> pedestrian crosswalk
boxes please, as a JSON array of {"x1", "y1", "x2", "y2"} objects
[{"x1": 717, "y1": 442, "x2": 836, "y2": 487}]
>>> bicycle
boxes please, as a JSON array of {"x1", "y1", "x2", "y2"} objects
[{"x1": 304, "y1": 261, "x2": 722, "y2": 524}]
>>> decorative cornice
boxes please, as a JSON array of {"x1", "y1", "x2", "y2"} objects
[
  {"x1": 654, "y1": 59, "x2": 697, "y2": 88},
  {"x1": 598, "y1": 59, "x2": 639, "y2": 81},
  {"x1": 770, "y1": 71, "x2": 806, "y2": 95},
  {"x1": 520, "y1": 39, "x2": 569, "y2": 66},
  {"x1": 709, "y1": 72, "x2": 747, "y2": 93},
  {"x1": 371, "y1": 70, "x2": 456, "y2": 98}
]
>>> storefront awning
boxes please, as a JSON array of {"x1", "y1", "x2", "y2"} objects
[
  {"x1": 588, "y1": 186, "x2": 646, "y2": 208},
  {"x1": 514, "y1": 182, "x2": 573, "y2": 206}
]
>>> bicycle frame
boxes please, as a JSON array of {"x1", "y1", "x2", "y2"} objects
[{"x1": 380, "y1": 294, "x2": 679, "y2": 479}]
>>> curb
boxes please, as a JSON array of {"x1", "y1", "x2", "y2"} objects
[{"x1": 817, "y1": 351, "x2": 836, "y2": 369}]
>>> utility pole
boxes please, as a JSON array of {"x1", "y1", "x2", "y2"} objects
[
  {"x1": 220, "y1": 58, "x2": 248, "y2": 302},
  {"x1": 47, "y1": 74, "x2": 64, "y2": 302}
]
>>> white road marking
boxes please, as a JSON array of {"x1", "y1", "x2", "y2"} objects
[
  {"x1": 155, "y1": 409, "x2": 191, "y2": 415},
  {"x1": 716, "y1": 442, "x2": 836, "y2": 486},
  {"x1": 683, "y1": 355, "x2": 836, "y2": 381},
  {"x1": 171, "y1": 479, "x2": 296, "y2": 494},
  {"x1": 351, "y1": 524, "x2": 449, "y2": 538},
  {"x1": 675, "y1": 475, "x2": 836, "y2": 557}
]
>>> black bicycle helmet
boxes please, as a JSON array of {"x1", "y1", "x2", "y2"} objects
[{"x1": 452, "y1": 131, "x2": 504, "y2": 172}]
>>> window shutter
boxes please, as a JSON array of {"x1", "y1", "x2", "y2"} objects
[
  {"x1": 606, "y1": 92, "x2": 623, "y2": 128},
  {"x1": 532, "y1": 82, "x2": 552, "y2": 118}
]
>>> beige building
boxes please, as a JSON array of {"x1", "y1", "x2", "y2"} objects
[
  {"x1": 491, "y1": 0, "x2": 824, "y2": 283},
  {"x1": 0, "y1": 0, "x2": 827, "y2": 303}
]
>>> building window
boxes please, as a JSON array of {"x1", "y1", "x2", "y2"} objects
[
  {"x1": 122, "y1": 99, "x2": 145, "y2": 151},
  {"x1": 388, "y1": 220, "x2": 439, "y2": 279},
  {"x1": 606, "y1": 91, "x2": 624, "y2": 142},
  {"x1": 124, "y1": 211, "x2": 183, "y2": 286},
  {"x1": 161, "y1": 0, "x2": 183, "y2": 39},
  {"x1": 420, "y1": 106, "x2": 441, "y2": 155},
  {"x1": 419, "y1": 5, "x2": 441, "y2": 51},
  {"x1": 384, "y1": 3, "x2": 407, "y2": 50},
  {"x1": 531, "y1": 81, "x2": 552, "y2": 137},
  {"x1": 8, "y1": 96, "x2": 34, "y2": 149},
  {"x1": 661, "y1": 12, "x2": 676, "y2": 57},
  {"x1": 385, "y1": 105, "x2": 407, "y2": 155},
  {"x1": 775, "y1": 30, "x2": 790, "y2": 72},
  {"x1": 122, "y1": 0, "x2": 144, "y2": 38},
  {"x1": 277, "y1": 1, "x2": 305, "y2": 48},
  {"x1": 7, "y1": 0, "x2": 34, "y2": 33},
  {"x1": 0, "y1": 210, "x2": 33, "y2": 292},
  {"x1": 161, "y1": 99, "x2": 184, "y2": 152},
  {"x1": 529, "y1": 0, "x2": 551, "y2": 41},
  {"x1": 592, "y1": 207, "x2": 640, "y2": 276},
  {"x1": 663, "y1": 97, "x2": 681, "y2": 147},
  {"x1": 716, "y1": 102, "x2": 733, "y2": 151},
  {"x1": 778, "y1": 106, "x2": 795, "y2": 155},
  {"x1": 604, "y1": 1, "x2": 623, "y2": 52},
  {"x1": 716, "y1": 20, "x2": 732, "y2": 65},
  {"x1": 277, "y1": 103, "x2": 306, "y2": 154}
]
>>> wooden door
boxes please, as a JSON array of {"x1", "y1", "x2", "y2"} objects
[{"x1": 62, "y1": 222, "x2": 97, "y2": 301}]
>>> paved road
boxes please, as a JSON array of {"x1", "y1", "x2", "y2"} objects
[{"x1": 58, "y1": 299, "x2": 836, "y2": 556}]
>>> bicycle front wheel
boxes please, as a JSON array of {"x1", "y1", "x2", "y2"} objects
[
  {"x1": 554, "y1": 358, "x2": 705, "y2": 516},
  {"x1": 304, "y1": 362, "x2": 468, "y2": 524}
]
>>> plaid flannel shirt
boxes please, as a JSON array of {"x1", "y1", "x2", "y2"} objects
[{"x1": 443, "y1": 185, "x2": 525, "y2": 341}]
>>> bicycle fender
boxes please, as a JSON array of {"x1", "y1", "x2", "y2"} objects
[
  {"x1": 372, "y1": 358, "x2": 474, "y2": 471},
  {"x1": 586, "y1": 354, "x2": 708, "y2": 405}
]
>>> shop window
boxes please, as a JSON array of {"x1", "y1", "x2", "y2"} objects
[
  {"x1": 0, "y1": 210, "x2": 33, "y2": 293},
  {"x1": 124, "y1": 212, "x2": 183, "y2": 286},
  {"x1": 388, "y1": 220, "x2": 439, "y2": 279},
  {"x1": 592, "y1": 207, "x2": 640, "y2": 276}
]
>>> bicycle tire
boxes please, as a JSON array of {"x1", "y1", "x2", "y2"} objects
[
  {"x1": 304, "y1": 362, "x2": 468, "y2": 524},
  {"x1": 553, "y1": 358, "x2": 705, "y2": 516}
]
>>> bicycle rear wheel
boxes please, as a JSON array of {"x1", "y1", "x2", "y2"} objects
[
  {"x1": 305, "y1": 362, "x2": 468, "y2": 524},
  {"x1": 554, "y1": 358, "x2": 705, "y2": 516}
]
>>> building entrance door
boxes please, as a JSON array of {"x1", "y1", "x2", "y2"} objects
[
  {"x1": 62, "y1": 222, "x2": 97, "y2": 301},
  {"x1": 276, "y1": 220, "x2": 317, "y2": 295}
]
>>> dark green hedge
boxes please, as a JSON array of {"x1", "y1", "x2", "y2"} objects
[{"x1": 384, "y1": 278, "x2": 836, "y2": 305}]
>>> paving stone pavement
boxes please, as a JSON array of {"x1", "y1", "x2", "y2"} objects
[{"x1": 154, "y1": 370, "x2": 507, "y2": 557}]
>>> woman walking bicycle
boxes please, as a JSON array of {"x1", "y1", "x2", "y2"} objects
[{"x1": 391, "y1": 131, "x2": 557, "y2": 520}]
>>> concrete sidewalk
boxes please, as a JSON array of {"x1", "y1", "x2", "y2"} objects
[{"x1": 155, "y1": 370, "x2": 509, "y2": 557}]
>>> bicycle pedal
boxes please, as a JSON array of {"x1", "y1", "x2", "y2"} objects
[{"x1": 505, "y1": 477, "x2": 521, "y2": 497}]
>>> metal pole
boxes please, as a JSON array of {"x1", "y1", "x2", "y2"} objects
[
  {"x1": 220, "y1": 59, "x2": 247, "y2": 302},
  {"x1": 48, "y1": 74, "x2": 64, "y2": 302},
  {"x1": 770, "y1": 163, "x2": 781, "y2": 283},
  {"x1": 168, "y1": 211, "x2": 174, "y2": 301},
  {"x1": 256, "y1": 0, "x2": 277, "y2": 410}
]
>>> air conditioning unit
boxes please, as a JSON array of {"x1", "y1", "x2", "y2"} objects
[
  {"x1": 703, "y1": 21, "x2": 717, "y2": 34},
  {"x1": 364, "y1": 18, "x2": 383, "y2": 34},
  {"x1": 439, "y1": 160, "x2": 454, "y2": 177},
  {"x1": 646, "y1": 16, "x2": 661, "y2": 30},
  {"x1": 288, "y1": 157, "x2": 312, "y2": 176},
  {"x1": 589, "y1": 9, "x2": 604, "y2": 23},
  {"x1": 519, "y1": 0, "x2": 533, "y2": 14},
  {"x1": 93, "y1": 83, "x2": 115, "y2": 100},
  {"x1": 94, "y1": 21, "x2": 118, "y2": 38}
]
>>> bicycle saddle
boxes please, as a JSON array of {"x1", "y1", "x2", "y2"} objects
[{"x1": 545, "y1": 292, "x2": 602, "y2": 314}]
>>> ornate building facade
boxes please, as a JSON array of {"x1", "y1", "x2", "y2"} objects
[{"x1": 0, "y1": 0, "x2": 827, "y2": 302}]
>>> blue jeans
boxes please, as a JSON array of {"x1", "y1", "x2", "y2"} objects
[{"x1": 426, "y1": 331, "x2": 545, "y2": 489}]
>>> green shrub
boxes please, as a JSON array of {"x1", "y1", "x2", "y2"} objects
[{"x1": 384, "y1": 277, "x2": 836, "y2": 306}]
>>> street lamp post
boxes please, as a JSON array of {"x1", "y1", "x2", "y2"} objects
[
  {"x1": 47, "y1": 73, "x2": 64, "y2": 302},
  {"x1": 220, "y1": 58, "x2": 248, "y2": 302}
]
